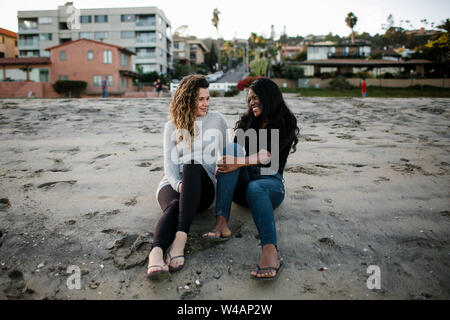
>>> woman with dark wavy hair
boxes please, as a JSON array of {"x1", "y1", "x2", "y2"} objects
[
  {"x1": 203, "y1": 78, "x2": 299, "y2": 280},
  {"x1": 147, "y1": 74, "x2": 228, "y2": 280}
]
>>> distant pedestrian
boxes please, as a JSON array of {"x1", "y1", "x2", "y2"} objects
[
  {"x1": 154, "y1": 78, "x2": 163, "y2": 97},
  {"x1": 361, "y1": 78, "x2": 367, "y2": 98},
  {"x1": 102, "y1": 76, "x2": 108, "y2": 98}
]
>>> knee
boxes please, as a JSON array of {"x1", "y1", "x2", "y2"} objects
[
  {"x1": 223, "y1": 143, "x2": 245, "y2": 157},
  {"x1": 165, "y1": 199, "x2": 179, "y2": 213},
  {"x1": 245, "y1": 181, "x2": 264, "y2": 200}
]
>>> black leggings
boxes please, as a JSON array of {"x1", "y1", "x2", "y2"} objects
[{"x1": 152, "y1": 164, "x2": 215, "y2": 252}]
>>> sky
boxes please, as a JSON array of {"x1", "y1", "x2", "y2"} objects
[{"x1": 1, "y1": 0, "x2": 449, "y2": 39}]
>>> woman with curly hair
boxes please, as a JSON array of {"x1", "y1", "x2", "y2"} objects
[
  {"x1": 147, "y1": 74, "x2": 228, "y2": 280},
  {"x1": 203, "y1": 78, "x2": 299, "y2": 280}
]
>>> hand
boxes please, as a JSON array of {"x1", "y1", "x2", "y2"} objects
[
  {"x1": 216, "y1": 156, "x2": 242, "y2": 174},
  {"x1": 178, "y1": 182, "x2": 183, "y2": 193}
]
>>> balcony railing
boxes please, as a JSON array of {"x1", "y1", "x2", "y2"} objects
[
  {"x1": 19, "y1": 24, "x2": 38, "y2": 31},
  {"x1": 136, "y1": 37, "x2": 156, "y2": 44},
  {"x1": 19, "y1": 39, "x2": 39, "y2": 47},
  {"x1": 136, "y1": 20, "x2": 156, "y2": 27},
  {"x1": 327, "y1": 53, "x2": 367, "y2": 59},
  {"x1": 136, "y1": 53, "x2": 156, "y2": 59}
]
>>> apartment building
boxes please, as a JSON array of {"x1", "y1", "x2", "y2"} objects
[
  {"x1": 0, "y1": 28, "x2": 19, "y2": 58},
  {"x1": 17, "y1": 2, "x2": 172, "y2": 74},
  {"x1": 173, "y1": 35, "x2": 208, "y2": 65}
]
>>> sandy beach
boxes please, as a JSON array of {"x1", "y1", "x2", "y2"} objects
[{"x1": 0, "y1": 95, "x2": 449, "y2": 300}]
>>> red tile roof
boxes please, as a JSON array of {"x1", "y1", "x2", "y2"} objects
[
  {"x1": 45, "y1": 39, "x2": 135, "y2": 55},
  {"x1": 0, "y1": 28, "x2": 18, "y2": 39},
  {"x1": 0, "y1": 57, "x2": 51, "y2": 65}
]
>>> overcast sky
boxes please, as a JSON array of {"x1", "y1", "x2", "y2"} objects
[{"x1": 2, "y1": 0, "x2": 449, "y2": 39}]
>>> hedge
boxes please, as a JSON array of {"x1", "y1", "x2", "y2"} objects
[{"x1": 52, "y1": 80, "x2": 88, "y2": 98}]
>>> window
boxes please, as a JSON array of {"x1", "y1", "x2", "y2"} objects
[
  {"x1": 136, "y1": 31, "x2": 155, "y2": 43},
  {"x1": 80, "y1": 16, "x2": 92, "y2": 23},
  {"x1": 95, "y1": 15, "x2": 108, "y2": 23},
  {"x1": 58, "y1": 75, "x2": 68, "y2": 80},
  {"x1": 158, "y1": 16, "x2": 162, "y2": 26},
  {"x1": 59, "y1": 22, "x2": 69, "y2": 30},
  {"x1": 39, "y1": 69, "x2": 49, "y2": 82},
  {"x1": 190, "y1": 52, "x2": 196, "y2": 60},
  {"x1": 38, "y1": 17, "x2": 52, "y2": 24},
  {"x1": 0, "y1": 35, "x2": 4, "y2": 44},
  {"x1": 103, "y1": 50, "x2": 112, "y2": 64},
  {"x1": 39, "y1": 33, "x2": 52, "y2": 41},
  {"x1": 159, "y1": 32, "x2": 163, "y2": 40},
  {"x1": 121, "y1": 54, "x2": 129, "y2": 66},
  {"x1": 93, "y1": 75, "x2": 102, "y2": 87},
  {"x1": 121, "y1": 14, "x2": 135, "y2": 22},
  {"x1": 107, "y1": 75, "x2": 113, "y2": 87},
  {"x1": 136, "y1": 15, "x2": 155, "y2": 27},
  {"x1": 60, "y1": 50, "x2": 66, "y2": 61},
  {"x1": 190, "y1": 44, "x2": 197, "y2": 51},
  {"x1": 136, "y1": 48, "x2": 155, "y2": 58},
  {"x1": 95, "y1": 32, "x2": 108, "y2": 40},
  {"x1": 121, "y1": 31, "x2": 135, "y2": 39},
  {"x1": 79, "y1": 32, "x2": 93, "y2": 39},
  {"x1": 87, "y1": 50, "x2": 94, "y2": 60}
]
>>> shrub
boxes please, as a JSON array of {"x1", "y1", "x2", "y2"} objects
[
  {"x1": 280, "y1": 65, "x2": 305, "y2": 80},
  {"x1": 210, "y1": 90, "x2": 221, "y2": 97},
  {"x1": 327, "y1": 76, "x2": 355, "y2": 90},
  {"x1": 52, "y1": 80, "x2": 87, "y2": 98},
  {"x1": 224, "y1": 87, "x2": 239, "y2": 97}
]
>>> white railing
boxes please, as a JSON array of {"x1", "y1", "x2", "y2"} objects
[{"x1": 170, "y1": 82, "x2": 236, "y2": 94}]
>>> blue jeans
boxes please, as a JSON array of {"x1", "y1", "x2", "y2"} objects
[{"x1": 215, "y1": 143, "x2": 285, "y2": 247}]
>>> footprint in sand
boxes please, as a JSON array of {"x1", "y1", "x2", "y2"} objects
[
  {"x1": 374, "y1": 177, "x2": 390, "y2": 184},
  {"x1": 285, "y1": 165, "x2": 328, "y2": 176},
  {"x1": 0, "y1": 270, "x2": 27, "y2": 298},
  {"x1": 108, "y1": 233, "x2": 153, "y2": 270},
  {"x1": 37, "y1": 180, "x2": 77, "y2": 189}
]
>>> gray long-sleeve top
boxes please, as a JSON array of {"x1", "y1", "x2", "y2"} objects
[{"x1": 156, "y1": 111, "x2": 229, "y2": 197}]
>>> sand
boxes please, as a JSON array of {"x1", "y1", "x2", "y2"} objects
[{"x1": 0, "y1": 95, "x2": 449, "y2": 300}]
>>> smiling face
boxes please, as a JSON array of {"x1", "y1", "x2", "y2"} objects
[
  {"x1": 196, "y1": 88, "x2": 210, "y2": 117},
  {"x1": 247, "y1": 89, "x2": 262, "y2": 117}
]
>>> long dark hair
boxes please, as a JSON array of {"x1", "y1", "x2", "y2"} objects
[{"x1": 234, "y1": 78, "x2": 299, "y2": 152}]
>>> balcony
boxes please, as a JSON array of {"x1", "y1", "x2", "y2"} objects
[
  {"x1": 18, "y1": 38, "x2": 39, "y2": 49},
  {"x1": 19, "y1": 23, "x2": 38, "y2": 33},
  {"x1": 327, "y1": 52, "x2": 368, "y2": 59},
  {"x1": 136, "y1": 53, "x2": 156, "y2": 59},
  {"x1": 136, "y1": 37, "x2": 156, "y2": 46}
]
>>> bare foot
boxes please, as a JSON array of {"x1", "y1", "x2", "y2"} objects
[
  {"x1": 147, "y1": 247, "x2": 168, "y2": 275},
  {"x1": 202, "y1": 215, "x2": 231, "y2": 238},
  {"x1": 250, "y1": 244, "x2": 280, "y2": 279},
  {"x1": 166, "y1": 231, "x2": 186, "y2": 269}
]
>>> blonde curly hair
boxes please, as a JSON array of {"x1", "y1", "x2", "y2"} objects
[{"x1": 169, "y1": 74, "x2": 209, "y2": 146}]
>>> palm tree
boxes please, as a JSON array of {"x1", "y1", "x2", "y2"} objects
[
  {"x1": 212, "y1": 8, "x2": 220, "y2": 35},
  {"x1": 211, "y1": 8, "x2": 221, "y2": 70},
  {"x1": 345, "y1": 12, "x2": 358, "y2": 44}
]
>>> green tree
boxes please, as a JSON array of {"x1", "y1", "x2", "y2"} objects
[
  {"x1": 249, "y1": 57, "x2": 269, "y2": 76},
  {"x1": 345, "y1": 12, "x2": 358, "y2": 44},
  {"x1": 205, "y1": 43, "x2": 218, "y2": 72},
  {"x1": 383, "y1": 27, "x2": 407, "y2": 47},
  {"x1": 413, "y1": 19, "x2": 450, "y2": 63}
]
